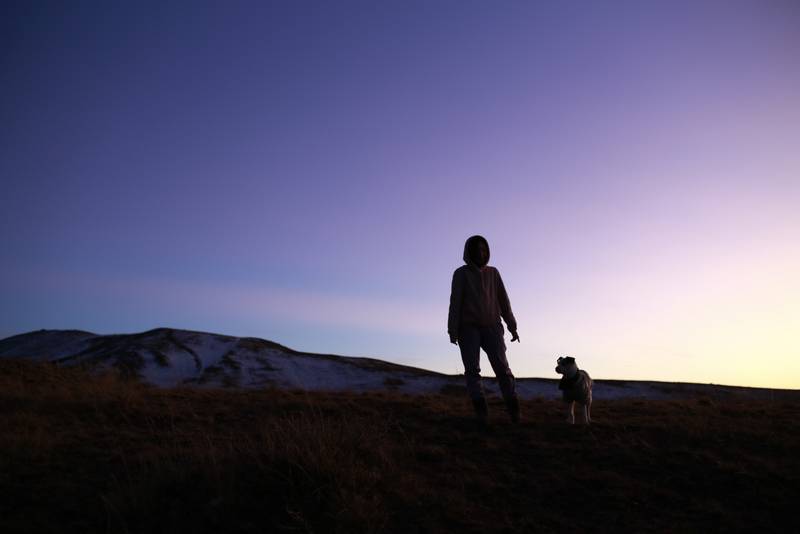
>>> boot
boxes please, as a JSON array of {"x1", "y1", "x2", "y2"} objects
[
  {"x1": 506, "y1": 395, "x2": 520, "y2": 423},
  {"x1": 472, "y1": 396, "x2": 488, "y2": 422}
]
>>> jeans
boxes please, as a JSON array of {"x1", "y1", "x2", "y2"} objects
[{"x1": 458, "y1": 323, "x2": 516, "y2": 401}]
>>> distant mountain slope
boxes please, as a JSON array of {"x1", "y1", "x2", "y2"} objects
[
  {"x1": 1, "y1": 328, "x2": 796, "y2": 400},
  {"x1": 0, "y1": 329, "x2": 98, "y2": 361},
  {"x1": 0, "y1": 328, "x2": 455, "y2": 393}
]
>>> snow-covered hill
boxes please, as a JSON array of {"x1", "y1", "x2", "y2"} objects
[
  {"x1": 0, "y1": 328, "x2": 794, "y2": 400},
  {"x1": 0, "y1": 328, "x2": 462, "y2": 392}
]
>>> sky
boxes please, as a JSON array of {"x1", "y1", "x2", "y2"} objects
[{"x1": 2, "y1": 1, "x2": 799, "y2": 389}]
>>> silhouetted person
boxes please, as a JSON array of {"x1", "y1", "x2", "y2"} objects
[{"x1": 448, "y1": 235, "x2": 520, "y2": 423}]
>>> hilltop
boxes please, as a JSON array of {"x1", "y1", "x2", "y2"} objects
[{"x1": 1, "y1": 328, "x2": 796, "y2": 401}]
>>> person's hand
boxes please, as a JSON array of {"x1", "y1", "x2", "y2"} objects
[
  {"x1": 510, "y1": 330, "x2": 520, "y2": 343},
  {"x1": 449, "y1": 334, "x2": 458, "y2": 345}
]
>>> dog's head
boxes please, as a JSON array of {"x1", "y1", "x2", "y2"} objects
[{"x1": 555, "y1": 356, "x2": 577, "y2": 375}]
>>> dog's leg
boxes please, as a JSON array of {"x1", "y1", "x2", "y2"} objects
[
  {"x1": 587, "y1": 400, "x2": 592, "y2": 424},
  {"x1": 566, "y1": 401, "x2": 575, "y2": 424},
  {"x1": 582, "y1": 403, "x2": 590, "y2": 425}
]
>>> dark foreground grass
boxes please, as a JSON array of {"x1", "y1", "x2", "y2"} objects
[{"x1": 1, "y1": 360, "x2": 798, "y2": 533}]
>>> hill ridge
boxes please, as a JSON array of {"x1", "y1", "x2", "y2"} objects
[{"x1": 1, "y1": 327, "x2": 797, "y2": 400}]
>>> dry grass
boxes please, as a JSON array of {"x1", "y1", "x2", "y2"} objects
[{"x1": 1, "y1": 359, "x2": 798, "y2": 533}]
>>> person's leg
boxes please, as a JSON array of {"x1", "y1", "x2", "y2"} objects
[
  {"x1": 480, "y1": 324, "x2": 519, "y2": 422},
  {"x1": 480, "y1": 324, "x2": 517, "y2": 401},
  {"x1": 458, "y1": 326, "x2": 487, "y2": 418}
]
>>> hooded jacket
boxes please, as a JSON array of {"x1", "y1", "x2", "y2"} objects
[{"x1": 447, "y1": 235, "x2": 517, "y2": 337}]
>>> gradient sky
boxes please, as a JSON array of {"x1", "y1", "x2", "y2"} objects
[{"x1": 2, "y1": 1, "x2": 799, "y2": 388}]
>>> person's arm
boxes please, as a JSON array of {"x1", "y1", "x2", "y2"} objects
[
  {"x1": 497, "y1": 270, "x2": 519, "y2": 341},
  {"x1": 447, "y1": 269, "x2": 463, "y2": 344}
]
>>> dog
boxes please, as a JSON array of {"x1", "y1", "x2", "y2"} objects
[{"x1": 555, "y1": 356, "x2": 592, "y2": 424}]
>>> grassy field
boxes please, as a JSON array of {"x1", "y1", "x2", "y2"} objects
[{"x1": 1, "y1": 360, "x2": 798, "y2": 533}]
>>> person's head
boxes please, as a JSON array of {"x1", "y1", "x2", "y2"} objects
[{"x1": 463, "y1": 235, "x2": 490, "y2": 267}]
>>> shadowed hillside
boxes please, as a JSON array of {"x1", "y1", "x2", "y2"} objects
[{"x1": 1, "y1": 359, "x2": 797, "y2": 533}]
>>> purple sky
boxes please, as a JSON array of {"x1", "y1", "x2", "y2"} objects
[{"x1": 2, "y1": 1, "x2": 799, "y2": 387}]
